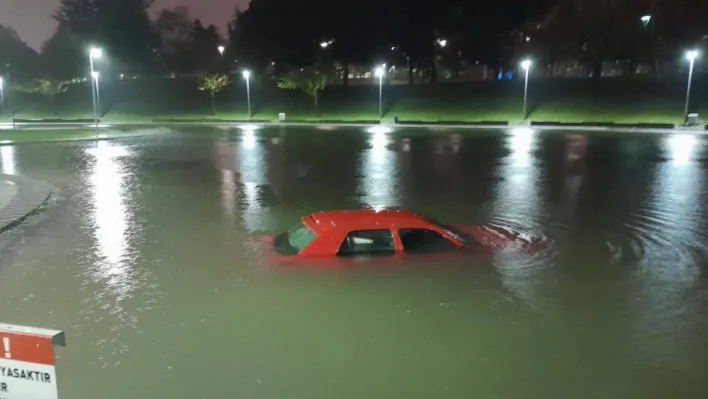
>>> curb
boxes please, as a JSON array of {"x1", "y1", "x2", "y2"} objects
[
  {"x1": 398, "y1": 120, "x2": 510, "y2": 126},
  {"x1": 0, "y1": 128, "x2": 172, "y2": 146},
  {"x1": 152, "y1": 118, "x2": 271, "y2": 123},
  {"x1": 2, "y1": 121, "x2": 707, "y2": 137},
  {"x1": 0, "y1": 175, "x2": 53, "y2": 234},
  {"x1": 530, "y1": 121, "x2": 677, "y2": 129}
]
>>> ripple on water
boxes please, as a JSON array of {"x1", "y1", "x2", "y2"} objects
[{"x1": 600, "y1": 211, "x2": 707, "y2": 277}]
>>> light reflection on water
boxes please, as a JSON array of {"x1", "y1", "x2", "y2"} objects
[
  {"x1": 1, "y1": 144, "x2": 15, "y2": 175},
  {"x1": 359, "y1": 130, "x2": 399, "y2": 210},
  {"x1": 625, "y1": 134, "x2": 705, "y2": 364},
  {"x1": 86, "y1": 142, "x2": 132, "y2": 299},
  {"x1": 220, "y1": 168, "x2": 237, "y2": 221},
  {"x1": 492, "y1": 128, "x2": 543, "y2": 229},
  {"x1": 491, "y1": 128, "x2": 548, "y2": 311},
  {"x1": 667, "y1": 133, "x2": 696, "y2": 166},
  {"x1": 237, "y1": 129, "x2": 266, "y2": 232}
]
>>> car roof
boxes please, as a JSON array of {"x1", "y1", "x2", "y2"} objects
[{"x1": 304, "y1": 209, "x2": 431, "y2": 233}]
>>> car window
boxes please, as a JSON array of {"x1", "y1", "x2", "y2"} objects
[
  {"x1": 274, "y1": 222, "x2": 318, "y2": 255},
  {"x1": 399, "y1": 228, "x2": 459, "y2": 254},
  {"x1": 337, "y1": 230, "x2": 395, "y2": 257},
  {"x1": 425, "y1": 218, "x2": 474, "y2": 244}
]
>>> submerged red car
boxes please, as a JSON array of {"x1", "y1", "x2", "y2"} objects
[{"x1": 267, "y1": 209, "x2": 539, "y2": 261}]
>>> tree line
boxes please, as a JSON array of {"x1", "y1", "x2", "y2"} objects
[
  {"x1": 1, "y1": 0, "x2": 706, "y2": 85},
  {"x1": 0, "y1": 0, "x2": 541, "y2": 81},
  {"x1": 515, "y1": 0, "x2": 708, "y2": 78}
]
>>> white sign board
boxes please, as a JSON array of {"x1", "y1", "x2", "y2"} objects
[{"x1": 0, "y1": 324, "x2": 65, "y2": 399}]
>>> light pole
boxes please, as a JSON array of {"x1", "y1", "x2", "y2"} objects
[
  {"x1": 684, "y1": 50, "x2": 699, "y2": 119},
  {"x1": 218, "y1": 46, "x2": 225, "y2": 57},
  {"x1": 242, "y1": 70, "x2": 252, "y2": 119},
  {"x1": 0, "y1": 76, "x2": 4, "y2": 115},
  {"x1": 89, "y1": 47, "x2": 102, "y2": 126},
  {"x1": 521, "y1": 60, "x2": 532, "y2": 120},
  {"x1": 92, "y1": 71, "x2": 100, "y2": 127},
  {"x1": 375, "y1": 66, "x2": 385, "y2": 118}
]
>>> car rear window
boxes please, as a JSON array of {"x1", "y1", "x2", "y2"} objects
[
  {"x1": 274, "y1": 221, "x2": 318, "y2": 255},
  {"x1": 426, "y1": 218, "x2": 473, "y2": 244},
  {"x1": 399, "y1": 228, "x2": 459, "y2": 254}
]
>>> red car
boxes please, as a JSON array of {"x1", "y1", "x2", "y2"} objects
[{"x1": 266, "y1": 209, "x2": 539, "y2": 263}]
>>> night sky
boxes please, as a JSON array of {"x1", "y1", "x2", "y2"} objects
[{"x1": 0, "y1": 0, "x2": 247, "y2": 50}]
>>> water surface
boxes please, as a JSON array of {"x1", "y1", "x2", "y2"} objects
[{"x1": 1, "y1": 126, "x2": 707, "y2": 398}]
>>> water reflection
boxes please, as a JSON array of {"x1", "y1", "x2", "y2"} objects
[
  {"x1": 637, "y1": 133, "x2": 702, "y2": 277},
  {"x1": 667, "y1": 133, "x2": 696, "y2": 166},
  {"x1": 86, "y1": 142, "x2": 133, "y2": 298},
  {"x1": 492, "y1": 128, "x2": 542, "y2": 226},
  {"x1": 220, "y1": 169, "x2": 237, "y2": 220},
  {"x1": 1, "y1": 145, "x2": 15, "y2": 175},
  {"x1": 562, "y1": 135, "x2": 588, "y2": 218},
  {"x1": 509, "y1": 128, "x2": 535, "y2": 168},
  {"x1": 492, "y1": 128, "x2": 545, "y2": 310},
  {"x1": 450, "y1": 133, "x2": 462, "y2": 154},
  {"x1": 237, "y1": 129, "x2": 266, "y2": 231},
  {"x1": 430, "y1": 134, "x2": 466, "y2": 198},
  {"x1": 625, "y1": 133, "x2": 705, "y2": 365},
  {"x1": 359, "y1": 129, "x2": 399, "y2": 210},
  {"x1": 242, "y1": 129, "x2": 257, "y2": 150}
]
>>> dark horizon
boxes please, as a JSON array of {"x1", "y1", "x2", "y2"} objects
[{"x1": 0, "y1": 0, "x2": 246, "y2": 50}]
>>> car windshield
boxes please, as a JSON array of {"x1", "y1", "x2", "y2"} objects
[{"x1": 274, "y1": 221, "x2": 318, "y2": 255}]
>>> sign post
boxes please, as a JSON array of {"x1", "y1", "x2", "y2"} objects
[{"x1": 0, "y1": 324, "x2": 65, "y2": 399}]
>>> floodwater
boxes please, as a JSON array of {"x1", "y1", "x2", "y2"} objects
[{"x1": 1, "y1": 126, "x2": 708, "y2": 398}]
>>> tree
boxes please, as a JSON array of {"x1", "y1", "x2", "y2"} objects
[
  {"x1": 19, "y1": 78, "x2": 68, "y2": 114},
  {"x1": 156, "y1": 6, "x2": 193, "y2": 54},
  {"x1": 519, "y1": 0, "x2": 708, "y2": 79},
  {"x1": 227, "y1": 0, "x2": 457, "y2": 83},
  {"x1": 639, "y1": 0, "x2": 708, "y2": 78},
  {"x1": 191, "y1": 20, "x2": 223, "y2": 73},
  {"x1": 198, "y1": 74, "x2": 230, "y2": 114},
  {"x1": 156, "y1": 6, "x2": 194, "y2": 73},
  {"x1": 39, "y1": 25, "x2": 84, "y2": 79},
  {"x1": 277, "y1": 68, "x2": 328, "y2": 113},
  {"x1": 54, "y1": 0, "x2": 159, "y2": 73},
  {"x1": 0, "y1": 25, "x2": 39, "y2": 81}
]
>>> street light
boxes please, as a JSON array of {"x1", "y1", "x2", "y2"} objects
[
  {"x1": 242, "y1": 70, "x2": 252, "y2": 119},
  {"x1": 521, "y1": 60, "x2": 532, "y2": 120},
  {"x1": 217, "y1": 45, "x2": 225, "y2": 56},
  {"x1": 89, "y1": 47, "x2": 102, "y2": 126},
  {"x1": 0, "y1": 76, "x2": 4, "y2": 115},
  {"x1": 684, "y1": 50, "x2": 699, "y2": 119},
  {"x1": 91, "y1": 71, "x2": 100, "y2": 127},
  {"x1": 375, "y1": 66, "x2": 385, "y2": 118},
  {"x1": 437, "y1": 38, "x2": 447, "y2": 48},
  {"x1": 641, "y1": 15, "x2": 652, "y2": 24},
  {"x1": 90, "y1": 47, "x2": 102, "y2": 62}
]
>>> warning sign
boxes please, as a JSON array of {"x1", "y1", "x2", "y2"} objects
[{"x1": 0, "y1": 324, "x2": 65, "y2": 399}]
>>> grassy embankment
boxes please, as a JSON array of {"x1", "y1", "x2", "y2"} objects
[{"x1": 1, "y1": 76, "x2": 705, "y2": 124}]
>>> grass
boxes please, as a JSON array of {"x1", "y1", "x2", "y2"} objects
[{"x1": 1, "y1": 76, "x2": 705, "y2": 125}]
